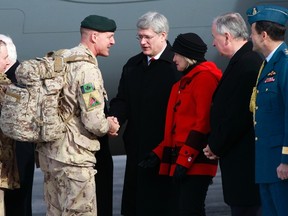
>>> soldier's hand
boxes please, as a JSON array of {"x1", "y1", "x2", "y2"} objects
[{"x1": 107, "y1": 116, "x2": 120, "y2": 136}]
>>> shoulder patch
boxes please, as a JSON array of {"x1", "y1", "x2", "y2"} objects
[{"x1": 80, "y1": 83, "x2": 101, "y2": 111}]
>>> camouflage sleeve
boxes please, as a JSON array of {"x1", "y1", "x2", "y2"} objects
[{"x1": 77, "y1": 62, "x2": 110, "y2": 137}]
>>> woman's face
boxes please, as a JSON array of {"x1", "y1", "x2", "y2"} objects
[
  {"x1": 173, "y1": 52, "x2": 188, "y2": 71},
  {"x1": 0, "y1": 45, "x2": 10, "y2": 73}
]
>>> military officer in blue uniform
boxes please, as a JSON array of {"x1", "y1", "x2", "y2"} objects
[{"x1": 247, "y1": 4, "x2": 288, "y2": 216}]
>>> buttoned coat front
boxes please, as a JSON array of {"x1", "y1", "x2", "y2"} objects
[{"x1": 153, "y1": 62, "x2": 222, "y2": 177}]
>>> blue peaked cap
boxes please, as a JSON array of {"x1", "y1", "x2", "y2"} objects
[{"x1": 246, "y1": 4, "x2": 288, "y2": 26}]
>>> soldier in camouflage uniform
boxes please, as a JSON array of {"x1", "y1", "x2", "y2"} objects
[
  {"x1": 0, "y1": 40, "x2": 20, "y2": 216},
  {"x1": 36, "y1": 15, "x2": 119, "y2": 216}
]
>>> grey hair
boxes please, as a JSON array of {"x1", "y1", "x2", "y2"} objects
[
  {"x1": 0, "y1": 40, "x2": 6, "y2": 54},
  {"x1": 212, "y1": 12, "x2": 249, "y2": 40},
  {"x1": 137, "y1": 11, "x2": 169, "y2": 34},
  {"x1": 0, "y1": 34, "x2": 17, "y2": 63}
]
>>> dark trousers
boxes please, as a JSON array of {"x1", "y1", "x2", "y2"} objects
[
  {"x1": 95, "y1": 135, "x2": 113, "y2": 216},
  {"x1": 259, "y1": 181, "x2": 288, "y2": 216},
  {"x1": 231, "y1": 206, "x2": 261, "y2": 216},
  {"x1": 178, "y1": 175, "x2": 212, "y2": 216},
  {"x1": 5, "y1": 142, "x2": 35, "y2": 216}
]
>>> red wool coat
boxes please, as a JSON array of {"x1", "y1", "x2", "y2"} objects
[{"x1": 153, "y1": 61, "x2": 222, "y2": 177}]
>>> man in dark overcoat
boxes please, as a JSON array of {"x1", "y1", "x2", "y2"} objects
[
  {"x1": 203, "y1": 12, "x2": 262, "y2": 216},
  {"x1": 109, "y1": 11, "x2": 181, "y2": 216}
]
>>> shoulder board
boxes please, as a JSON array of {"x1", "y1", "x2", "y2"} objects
[{"x1": 283, "y1": 48, "x2": 288, "y2": 57}]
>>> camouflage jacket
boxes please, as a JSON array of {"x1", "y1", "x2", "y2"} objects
[
  {"x1": 36, "y1": 44, "x2": 109, "y2": 166},
  {"x1": 0, "y1": 74, "x2": 20, "y2": 189}
]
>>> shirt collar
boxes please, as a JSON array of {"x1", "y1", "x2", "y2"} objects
[
  {"x1": 266, "y1": 42, "x2": 283, "y2": 62},
  {"x1": 147, "y1": 44, "x2": 167, "y2": 62}
]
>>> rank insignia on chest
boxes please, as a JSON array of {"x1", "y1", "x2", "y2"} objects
[
  {"x1": 267, "y1": 71, "x2": 276, "y2": 76},
  {"x1": 264, "y1": 77, "x2": 275, "y2": 83},
  {"x1": 284, "y1": 49, "x2": 288, "y2": 55}
]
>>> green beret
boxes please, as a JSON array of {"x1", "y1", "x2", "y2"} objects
[{"x1": 81, "y1": 15, "x2": 117, "y2": 32}]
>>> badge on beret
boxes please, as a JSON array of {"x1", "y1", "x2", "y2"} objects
[{"x1": 80, "y1": 83, "x2": 101, "y2": 111}]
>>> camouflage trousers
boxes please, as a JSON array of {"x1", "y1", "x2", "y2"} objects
[
  {"x1": 0, "y1": 190, "x2": 4, "y2": 216},
  {"x1": 38, "y1": 154, "x2": 97, "y2": 216}
]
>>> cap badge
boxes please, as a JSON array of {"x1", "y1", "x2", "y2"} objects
[{"x1": 252, "y1": 7, "x2": 258, "y2": 15}]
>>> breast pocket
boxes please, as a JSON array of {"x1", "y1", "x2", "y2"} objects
[{"x1": 257, "y1": 80, "x2": 280, "y2": 112}]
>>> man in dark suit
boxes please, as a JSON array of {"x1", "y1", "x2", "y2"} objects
[
  {"x1": 247, "y1": 5, "x2": 288, "y2": 216},
  {"x1": 109, "y1": 11, "x2": 181, "y2": 216},
  {"x1": 203, "y1": 12, "x2": 262, "y2": 216}
]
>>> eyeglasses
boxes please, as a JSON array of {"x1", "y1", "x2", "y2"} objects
[{"x1": 136, "y1": 34, "x2": 158, "y2": 41}]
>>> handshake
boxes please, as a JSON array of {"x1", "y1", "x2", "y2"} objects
[{"x1": 107, "y1": 116, "x2": 120, "y2": 136}]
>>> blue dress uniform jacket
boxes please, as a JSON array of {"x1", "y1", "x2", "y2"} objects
[{"x1": 254, "y1": 42, "x2": 288, "y2": 183}]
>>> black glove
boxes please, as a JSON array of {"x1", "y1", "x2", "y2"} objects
[
  {"x1": 138, "y1": 152, "x2": 160, "y2": 168},
  {"x1": 173, "y1": 164, "x2": 187, "y2": 183}
]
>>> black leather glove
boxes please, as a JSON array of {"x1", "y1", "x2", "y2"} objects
[
  {"x1": 173, "y1": 164, "x2": 187, "y2": 183},
  {"x1": 138, "y1": 152, "x2": 160, "y2": 168}
]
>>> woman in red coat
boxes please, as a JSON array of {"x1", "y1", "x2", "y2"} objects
[{"x1": 139, "y1": 33, "x2": 222, "y2": 215}]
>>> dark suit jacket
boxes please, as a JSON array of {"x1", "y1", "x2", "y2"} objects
[{"x1": 208, "y1": 41, "x2": 262, "y2": 206}]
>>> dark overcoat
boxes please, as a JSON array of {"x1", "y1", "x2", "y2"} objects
[
  {"x1": 109, "y1": 43, "x2": 181, "y2": 216},
  {"x1": 208, "y1": 42, "x2": 262, "y2": 206}
]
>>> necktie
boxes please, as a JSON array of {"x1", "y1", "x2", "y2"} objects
[
  {"x1": 148, "y1": 57, "x2": 155, "y2": 65},
  {"x1": 249, "y1": 60, "x2": 267, "y2": 116}
]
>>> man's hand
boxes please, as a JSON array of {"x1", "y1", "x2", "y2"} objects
[
  {"x1": 107, "y1": 116, "x2": 120, "y2": 136},
  {"x1": 203, "y1": 145, "x2": 219, "y2": 160},
  {"x1": 277, "y1": 163, "x2": 288, "y2": 180}
]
